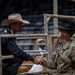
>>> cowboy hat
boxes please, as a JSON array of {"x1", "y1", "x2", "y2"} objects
[
  {"x1": 36, "y1": 39, "x2": 45, "y2": 44},
  {"x1": 1, "y1": 13, "x2": 30, "y2": 25},
  {"x1": 56, "y1": 20, "x2": 75, "y2": 31}
]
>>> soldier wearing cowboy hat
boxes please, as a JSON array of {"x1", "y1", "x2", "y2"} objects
[
  {"x1": 1, "y1": 13, "x2": 40, "y2": 75},
  {"x1": 37, "y1": 20, "x2": 75, "y2": 75}
]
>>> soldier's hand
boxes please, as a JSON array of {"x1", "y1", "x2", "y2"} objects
[{"x1": 33, "y1": 56, "x2": 43, "y2": 64}]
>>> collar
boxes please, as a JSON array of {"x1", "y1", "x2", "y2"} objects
[{"x1": 61, "y1": 40, "x2": 72, "y2": 50}]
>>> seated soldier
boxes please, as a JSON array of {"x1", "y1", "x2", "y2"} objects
[{"x1": 37, "y1": 19, "x2": 75, "y2": 75}]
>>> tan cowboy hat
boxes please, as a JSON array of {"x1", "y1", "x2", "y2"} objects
[
  {"x1": 36, "y1": 39, "x2": 45, "y2": 44},
  {"x1": 1, "y1": 13, "x2": 30, "y2": 25}
]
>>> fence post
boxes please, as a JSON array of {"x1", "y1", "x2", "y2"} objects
[{"x1": 0, "y1": 36, "x2": 2, "y2": 75}]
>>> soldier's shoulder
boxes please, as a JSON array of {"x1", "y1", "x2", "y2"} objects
[{"x1": 70, "y1": 42, "x2": 75, "y2": 47}]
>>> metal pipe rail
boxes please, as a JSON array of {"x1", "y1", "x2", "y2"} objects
[
  {"x1": 0, "y1": 34, "x2": 47, "y2": 38},
  {"x1": 45, "y1": 14, "x2": 75, "y2": 19},
  {"x1": 51, "y1": 34, "x2": 75, "y2": 38},
  {"x1": 23, "y1": 50, "x2": 47, "y2": 53},
  {"x1": 17, "y1": 43, "x2": 46, "y2": 46},
  {"x1": 17, "y1": 37, "x2": 45, "y2": 39},
  {"x1": 20, "y1": 71, "x2": 51, "y2": 75}
]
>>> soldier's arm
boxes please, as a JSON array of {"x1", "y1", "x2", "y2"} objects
[
  {"x1": 70, "y1": 46, "x2": 75, "y2": 61},
  {"x1": 41, "y1": 55, "x2": 57, "y2": 69}
]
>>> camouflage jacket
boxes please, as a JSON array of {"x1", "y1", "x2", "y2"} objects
[{"x1": 42, "y1": 41, "x2": 75, "y2": 75}]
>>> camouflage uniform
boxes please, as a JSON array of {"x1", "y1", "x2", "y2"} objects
[{"x1": 42, "y1": 41, "x2": 75, "y2": 75}]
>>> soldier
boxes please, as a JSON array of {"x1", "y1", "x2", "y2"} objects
[
  {"x1": 1, "y1": 13, "x2": 40, "y2": 75},
  {"x1": 39, "y1": 20, "x2": 75, "y2": 75}
]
